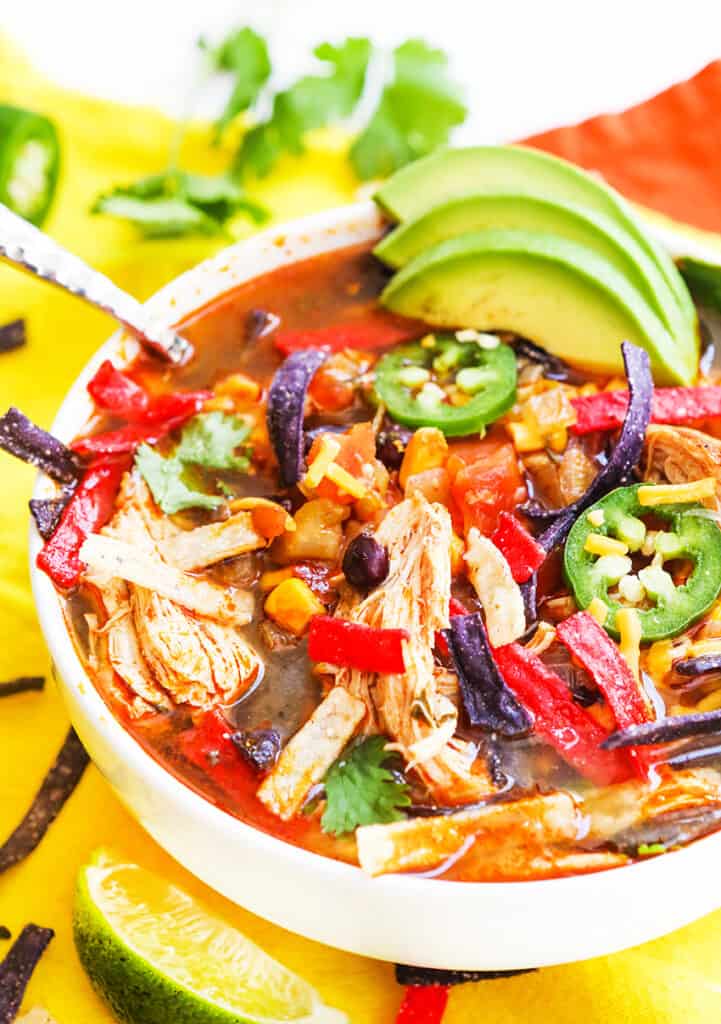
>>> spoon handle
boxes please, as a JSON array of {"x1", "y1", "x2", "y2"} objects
[{"x1": 0, "y1": 202, "x2": 192, "y2": 364}]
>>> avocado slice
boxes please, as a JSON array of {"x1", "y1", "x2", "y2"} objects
[
  {"x1": 374, "y1": 146, "x2": 697, "y2": 337},
  {"x1": 381, "y1": 229, "x2": 692, "y2": 385},
  {"x1": 374, "y1": 190, "x2": 687, "y2": 340}
]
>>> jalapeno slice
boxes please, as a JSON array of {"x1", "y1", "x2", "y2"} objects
[
  {"x1": 0, "y1": 105, "x2": 60, "y2": 226},
  {"x1": 564, "y1": 484, "x2": 721, "y2": 641},
  {"x1": 373, "y1": 334, "x2": 517, "y2": 437}
]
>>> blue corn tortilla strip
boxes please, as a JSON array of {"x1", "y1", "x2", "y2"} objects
[
  {"x1": 674, "y1": 654, "x2": 721, "y2": 677},
  {"x1": 0, "y1": 677, "x2": 45, "y2": 699},
  {"x1": 0, "y1": 407, "x2": 81, "y2": 484},
  {"x1": 535, "y1": 341, "x2": 652, "y2": 554},
  {"x1": 0, "y1": 319, "x2": 26, "y2": 355},
  {"x1": 0, "y1": 728, "x2": 89, "y2": 873},
  {"x1": 602, "y1": 709, "x2": 721, "y2": 750},
  {"x1": 395, "y1": 964, "x2": 537, "y2": 987},
  {"x1": 0, "y1": 924, "x2": 54, "y2": 1024},
  {"x1": 28, "y1": 492, "x2": 73, "y2": 540},
  {"x1": 266, "y1": 348, "x2": 328, "y2": 487},
  {"x1": 444, "y1": 613, "x2": 531, "y2": 737}
]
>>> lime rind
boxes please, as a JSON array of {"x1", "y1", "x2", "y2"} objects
[{"x1": 74, "y1": 850, "x2": 347, "y2": 1024}]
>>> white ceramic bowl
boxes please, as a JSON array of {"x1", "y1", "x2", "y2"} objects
[{"x1": 30, "y1": 201, "x2": 721, "y2": 970}]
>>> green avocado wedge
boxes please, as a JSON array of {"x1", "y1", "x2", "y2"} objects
[
  {"x1": 380, "y1": 229, "x2": 692, "y2": 385},
  {"x1": 374, "y1": 146, "x2": 697, "y2": 340},
  {"x1": 374, "y1": 190, "x2": 687, "y2": 340}
]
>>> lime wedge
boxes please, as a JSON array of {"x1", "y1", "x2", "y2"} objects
[{"x1": 73, "y1": 850, "x2": 347, "y2": 1024}]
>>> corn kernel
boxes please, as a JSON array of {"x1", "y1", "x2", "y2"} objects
[
  {"x1": 420, "y1": 333, "x2": 437, "y2": 349},
  {"x1": 584, "y1": 533, "x2": 629, "y2": 557},
  {"x1": 399, "y1": 427, "x2": 448, "y2": 489},
  {"x1": 546, "y1": 427, "x2": 568, "y2": 453},
  {"x1": 215, "y1": 372, "x2": 261, "y2": 402},
  {"x1": 617, "y1": 607, "x2": 642, "y2": 683},
  {"x1": 264, "y1": 578, "x2": 324, "y2": 635},
  {"x1": 587, "y1": 508, "x2": 605, "y2": 527},
  {"x1": 506, "y1": 420, "x2": 544, "y2": 453},
  {"x1": 638, "y1": 478, "x2": 716, "y2": 506},
  {"x1": 587, "y1": 598, "x2": 608, "y2": 625},
  {"x1": 260, "y1": 567, "x2": 295, "y2": 591},
  {"x1": 325, "y1": 462, "x2": 368, "y2": 499},
  {"x1": 303, "y1": 435, "x2": 342, "y2": 490}
]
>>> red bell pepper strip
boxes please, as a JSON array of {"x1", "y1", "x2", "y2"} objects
[
  {"x1": 572, "y1": 386, "x2": 721, "y2": 435},
  {"x1": 274, "y1": 313, "x2": 422, "y2": 356},
  {"x1": 308, "y1": 616, "x2": 408, "y2": 674},
  {"x1": 87, "y1": 359, "x2": 149, "y2": 418},
  {"x1": 36, "y1": 455, "x2": 131, "y2": 589},
  {"x1": 396, "y1": 986, "x2": 449, "y2": 1024},
  {"x1": 179, "y1": 710, "x2": 252, "y2": 805},
  {"x1": 72, "y1": 391, "x2": 210, "y2": 456},
  {"x1": 490, "y1": 512, "x2": 546, "y2": 583},
  {"x1": 555, "y1": 612, "x2": 654, "y2": 776},
  {"x1": 436, "y1": 597, "x2": 469, "y2": 656},
  {"x1": 493, "y1": 643, "x2": 633, "y2": 785}
]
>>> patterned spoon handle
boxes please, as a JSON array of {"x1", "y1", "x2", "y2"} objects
[{"x1": 0, "y1": 202, "x2": 192, "y2": 365}]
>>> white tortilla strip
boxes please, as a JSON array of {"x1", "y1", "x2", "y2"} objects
[
  {"x1": 356, "y1": 791, "x2": 578, "y2": 876},
  {"x1": 464, "y1": 528, "x2": 525, "y2": 646},
  {"x1": 258, "y1": 686, "x2": 365, "y2": 821},
  {"x1": 80, "y1": 535, "x2": 253, "y2": 625},
  {"x1": 159, "y1": 511, "x2": 266, "y2": 570}
]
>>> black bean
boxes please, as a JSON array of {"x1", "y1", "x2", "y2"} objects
[
  {"x1": 376, "y1": 424, "x2": 413, "y2": 471},
  {"x1": 231, "y1": 729, "x2": 282, "y2": 771},
  {"x1": 342, "y1": 533, "x2": 389, "y2": 592}
]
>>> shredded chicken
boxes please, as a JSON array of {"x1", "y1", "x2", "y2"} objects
[
  {"x1": 83, "y1": 473, "x2": 260, "y2": 713},
  {"x1": 464, "y1": 528, "x2": 526, "y2": 646},
  {"x1": 257, "y1": 686, "x2": 365, "y2": 820},
  {"x1": 158, "y1": 511, "x2": 266, "y2": 570},
  {"x1": 356, "y1": 791, "x2": 579, "y2": 876},
  {"x1": 644, "y1": 425, "x2": 721, "y2": 507},
  {"x1": 334, "y1": 492, "x2": 493, "y2": 805}
]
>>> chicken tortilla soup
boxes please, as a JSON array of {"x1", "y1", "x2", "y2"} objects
[{"x1": 13, "y1": 148, "x2": 721, "y2": 883}]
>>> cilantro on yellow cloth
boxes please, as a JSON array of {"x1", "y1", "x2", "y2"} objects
[{"x1": 1, "y1": 35, "x2": 721, "y2": 1024}]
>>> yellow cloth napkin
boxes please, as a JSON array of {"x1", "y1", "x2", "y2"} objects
[{"x1": 2, "y1": 37, "x2": 721, "y2": 1024}]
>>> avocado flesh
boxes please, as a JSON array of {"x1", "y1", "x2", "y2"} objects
[
  {"x1": 374, "y1": 190, "x2": 687, "y2": 340},
  {"x1": 374, "y1": 146, "x2": 697, "y2": 337},
  {"x1": 381, "y1": 229, "x2": 692, "y2": 385}
]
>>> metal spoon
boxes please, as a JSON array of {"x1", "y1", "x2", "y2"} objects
[{"x1": 0, "y1": 202, "x2": 193, "y2": 365}]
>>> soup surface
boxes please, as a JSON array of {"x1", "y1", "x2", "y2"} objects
[{"x1": 48, "y1": 239, "x2": 721, "y2": 883}]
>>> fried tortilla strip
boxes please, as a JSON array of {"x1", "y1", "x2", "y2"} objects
[
  {"x1": 80, "y1": 534, "x2": 253, "y2": 625},
  {"x1": 458, "y1": 838, "x2": 628, "y2": 881},
  {"x1": 258, "y1": 686, "x2": 365, "y2": 821},
  {"x1": 335, "y1": 493, "x2": 492, "y2": 805},
  {"x1": 464, "y1": 528, "x2": 525, "y2": 646},
  {"x1": 644, "y1": 425, "x2": 721, "y2": 506},
  {"x1": 158, "y1": 511, "x2": 266, "y2": 570},
  {"x1": 584, "y1": 766, "x2": 721, "y2": 843},
  {"x1": 356, "y1": 791, "x2": 579, "y2": 876},
  {"x1": 0, "y1": 925, "x2": 55, "y2": 1024}
]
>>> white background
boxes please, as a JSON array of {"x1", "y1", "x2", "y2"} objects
[{"x1": 4, "y1": 0, "x2": 721, "y2": 141}]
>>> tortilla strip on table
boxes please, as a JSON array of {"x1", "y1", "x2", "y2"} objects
[{"x1": 258, "y1": 686, "x2": 365, "y2": 821}]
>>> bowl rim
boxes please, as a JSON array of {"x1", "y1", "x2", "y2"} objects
[{"x1": 27, "y1": 197, "x2": 721, "y2": 931}]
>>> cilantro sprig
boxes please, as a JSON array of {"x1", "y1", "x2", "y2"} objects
[
  {"x1": 136, "y1": 411, "x2": 251, "y2": 514},
  {"x1": 321, "y1": 736, "x2": 411, "y2": 836},
  {"x1": 350, "y1": 40, "x2": 466, "y2": 180},
  {"x1": 92, "y1": 29, "x2": 467, "y2": 239}
]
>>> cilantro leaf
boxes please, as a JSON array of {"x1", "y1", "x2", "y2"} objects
[
  {"x1": 175, "y1": 411, "x2": 251, "y2": 470},
  {"x1": 135, "y1": 445, "x2": 223, "y2": 515},
  {"x1": 208, "y1": 27, "x2": 272, "y2": 139},
  {"x1": 321, "y1": 736, "x2": 410, "y2": 836},
  {"x1": 92, "y1": 171, "x2": 268, "y2": 239},
  {"x1": 233, "y1": 37, "x2": 372, "y2": 179},
  {"x1": 350, "y1": 39, "x2": 466, "y2": 180}
]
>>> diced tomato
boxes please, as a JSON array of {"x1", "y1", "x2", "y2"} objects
[
  {"x1": 310, "y1": 422, "x2": 378, "y2": 505},
  {"x1": 449, "y1": 438, "x2": 526, "y2": 536},
  {"x1": 307, "y1": 350, "x2": 373, "y2": 413}
]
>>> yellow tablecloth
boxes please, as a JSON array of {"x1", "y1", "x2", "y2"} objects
[{"x1": 2, "y1": 37, "x2": 721, "y2": 1023}]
